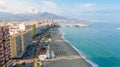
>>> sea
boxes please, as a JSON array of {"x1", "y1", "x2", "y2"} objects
[{"x1": 60, "y1": 22, "x2": 120, "y2": 67}]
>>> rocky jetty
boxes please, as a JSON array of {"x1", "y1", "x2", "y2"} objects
[{"x1": 61, "y1": 24, "x2": 89, "y2": 28}]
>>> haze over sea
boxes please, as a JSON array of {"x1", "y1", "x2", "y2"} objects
[{"x1": 60, "y1": 22, "x2": 120, "y2": 67}]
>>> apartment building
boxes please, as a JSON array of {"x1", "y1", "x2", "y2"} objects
[
  {"x1": 31, "y1": 24, "x2": 36, "y2": 37},
  {"x1": 21, "y1": 30, "x2": 32, "y2": 52},
  {"x1": 0, "y1": 26, "x2": 12, "y2": 67},
  {"x1": 8, "y1": 20, "x2": 54, "y2": 59},
  {"x1": 10, "y1": 30, "x2": 32, "y2": 58},
  {"x1": 10, "y1": 34, "x2": 22, "y2": 58}
]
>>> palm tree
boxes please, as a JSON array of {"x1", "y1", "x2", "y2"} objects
[
  {"x1": 44, "y1": 34, "x2": 51, "y2": 39},
  {"x1": 44, "y1": 33, "x2": 52, "y2": 59}
]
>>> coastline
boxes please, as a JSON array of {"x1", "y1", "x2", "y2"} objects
[
  {"x1": 60, "y1": 29, "x2": 98, "y2": 67},
  {"x1": 45, "y1": 28, "x2": 92, "y2": 67}
]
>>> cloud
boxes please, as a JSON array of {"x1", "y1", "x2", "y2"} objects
[
  {"x1": 0, "y1": 0, "x2": 63, "y2": 14},
  {"x1": 82, "y1": 3, "x2": 94, "y2": 10},
  {"x1": 27, "y1": 7, "x2": 39, "y2": 14},
  {"x1": 74, "y1": 3, "x2": 95, "y2": 13},
  {"x1": 40, "y1": 1, "x2": 62, "y2": 14},
  {"x1": 0, "y1": 0, "x2": 38, "y2": 14},
  {"x1": 0, "y1": 0, "x2": 7, "y2": 9},
  {"x1": 41, "y1": 1, "x2": 57, "y2": 9},
  {"x1": 61, "y1": 3, "x2": 95, "y2": 17},
  {"x1": 0, "y1": 0, "x2": 5, "y2": 5},
  {"x1": 0, "y1": 6, "x2": 7, "y2": 9}
]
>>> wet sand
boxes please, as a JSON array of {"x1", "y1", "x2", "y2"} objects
[{"x1": 45, "y1": 28, "x2": 91, "y2": 67}]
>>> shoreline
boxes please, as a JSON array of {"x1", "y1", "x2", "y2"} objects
[
  {"x1": 60, "y1": 29, "x2": 98, "y2": 67},
  {"x1": 45, "y1": 28, "x2": 92, "y2": 67}
]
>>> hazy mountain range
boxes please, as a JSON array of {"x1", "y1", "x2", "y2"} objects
[
  {"x1": 0, "y1": 12, "x2": 102, "y2": 22},
  {"x1": 0, "y1": 12, "x2": 67, "y2": 21}
]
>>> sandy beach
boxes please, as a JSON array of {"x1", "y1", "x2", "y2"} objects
[{"x1": 45, "y1": 28, "x2": 91, "y2": 67}]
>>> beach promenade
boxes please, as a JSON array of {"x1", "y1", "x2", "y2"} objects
[{"x1": 45, "y1": 29, "x2": 91, "y2": 67}]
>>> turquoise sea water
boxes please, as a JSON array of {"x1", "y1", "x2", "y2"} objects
[{"x1": 60, "y1": 22, "x2": 120, "y2": 67}]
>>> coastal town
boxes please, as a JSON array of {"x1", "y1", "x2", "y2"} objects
[
  {"x1": 0, "y1": 20, "x2": 90, "y2": 67},
  {"x1": 0, "y1": 20, "x2": 56, "y2": 67},
  {"x1": 0, "y1": 0, "x2": 120, "y2": 67}
]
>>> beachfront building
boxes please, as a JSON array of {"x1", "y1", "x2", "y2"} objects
[
  {"x1": 18, "y1": 23, "x2": 30, "y2": 31},
  {"x1": 21, "y1": 30, "x2": 32, "y2": 52},
  {"x1": 9, "y1": 22, "x2": 33, "y2": 58},
  {"x1": 10, "y1": 34, "x2": 22, "y2": 58},
  {"x1": 0, "y1": 26, "x2": 13, "y2": 67},
  {"x1": 10, "y1": 30, "x2": 32, "y2": 58},
  {"x1": 7, "y1": 20, "x2": 55, "y2": 58},
  {"x1": 36, "y1": 20, "x2": 54, "y2": 33},
  {"x1": 9, "y1": 23, "x2": 19, "y2": 35},
  {"x1": 31, "y1": 24, "x2": 37, "y2": 37}
]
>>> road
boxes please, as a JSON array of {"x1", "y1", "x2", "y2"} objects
[{"x1": 14, "y1": 28, "x2": 53, "y2": 67}]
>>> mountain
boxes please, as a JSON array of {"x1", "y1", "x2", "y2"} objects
[
  {"x1": 0, "y1": 12, "x2": 67, "y2": 21},
  {"x1": 34, "y1": 12, "x2": 66, "y2": 19}
]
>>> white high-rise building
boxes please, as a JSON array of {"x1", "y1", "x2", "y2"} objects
[{"x1": 19, "y1": 23, "x2": 30, "y2": 31}]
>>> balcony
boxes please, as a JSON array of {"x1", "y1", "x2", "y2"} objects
[
  {"x1": 0, "y1": 42, "x2": 3, "y2": 46},
  {"x1": 1, "y1": 28, "x2": 5, "y2": 32},
  {"x1": 5, "y1": 58, "x2": 9, "y2": 62},
  {"x1": 8, "y1": 54, "x2": 11, "y2": 58},
  {"x1": 4, "y1": 51, "x2": 11, "y2": 57},
  {"x1": 0, "y1": 54, "x2": 4, "y2": 58},
  {"x1": 0, "y1": 32, "x2": 3, "y2": 36},
  {"x1": 0, "y1": 32, "x2": 3, "y2": 35},
  {"x1": 0, "y1": 37, "x2": 3, "y2": 42},
  {"x1": 0, "y1": 59, "x2": 4, "y2": 66},
  {"x1": 4, "y1": 31, "x2": 7, "y2": 35},
  {"x1": 0, "y1": 40, "x2": 2, "y2": 43},
  {"x1": 6, "y1": 60, "x2": 13, "y2": 67},
  {"x1": 3, "y1": 35, "x2": 7, "y2": 40},
  {"x1": 5, "y1": 60, "x2": 13, "y2": 67},
  {"x1": 0, "y1": 59, "x2": 3, "y2": 63},
  {"x1": 2, "y1": 41, "x2": 6, "y2": 45},
  {"x1": 3, "y1": 40, "x2": 9, "y2": 46},
  {"x1": 7, "y1": 41, "x2": 10, "y2": 45},
  {"x1": 6, "y1": 35, "x2": 9, "y2": 38},
  {"x1": 6, "y1": 41, "x2": 10, "y2": 44},
  {"x1": 5, "y1": 37, "x2": 9, "y2": 41},
  {"x1": 5, "y1": 46, "x2": 10, "y2": 50},
  {"x1": 0, "y1": 51, "x2": 4, "y2": 55},
  {"x1": 0, "y1": 60, "x2": 4, "y2": 66},
  {"x1": 4, "y1": 49, "x2": 9, "y2": 53},
  {"x1": 4, "y1": 44, "x2": 10, "y2": 49},
  {"x1": 0, "y1": 57, "x2": 4, "y2": 62},
  {"x1": 5, "y1": 51, "x2": 10, "y2": 56},
  {"x1": 5, "y1": 28, "x2": 9, "y2": 31},
  {"x1": 0, "y1": 47, "x2": 4, "y2": 51}
]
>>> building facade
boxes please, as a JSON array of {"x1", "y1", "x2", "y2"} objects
[
  {"x1": 10, "y1": 30, "x2": 32, "y2": 58},
  {"x1": 22, "y1": 30, "x2": 32, "y2": 52},
  {"x1": 31, "y1": 24, "x2": 36, "y2": 37},
  {"x1": 10, "y1": 34, "x2": 22, "y2": 58},
  {"x1": 0, "y1": 26, "x2": 12, "y2": 67}
]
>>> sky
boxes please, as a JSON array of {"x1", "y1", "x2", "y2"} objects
[{"x1": 0, "y1": 0, "x2": 120, "y2": 22}]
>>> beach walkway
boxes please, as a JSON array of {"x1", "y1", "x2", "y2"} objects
[{"x1": 45, "y1": 29, "x2": 91, "y2": 67}]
